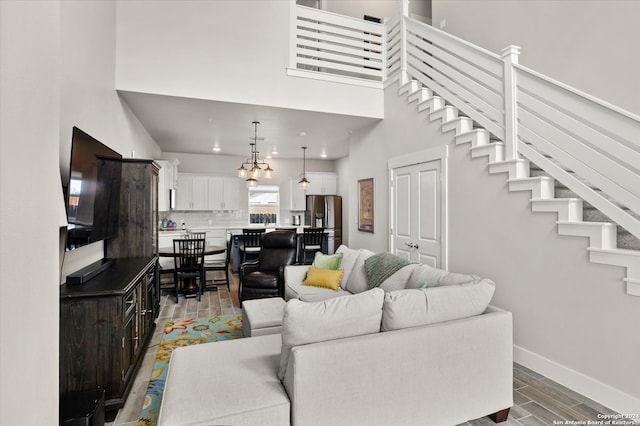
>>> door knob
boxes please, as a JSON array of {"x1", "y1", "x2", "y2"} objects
[{"x1": 404, "y1": 242, "x2": 415, "y2": 248}]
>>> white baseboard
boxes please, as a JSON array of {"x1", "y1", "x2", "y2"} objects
[{"x1": 514, "y1": 345, "x2": 640, "y2": 418}]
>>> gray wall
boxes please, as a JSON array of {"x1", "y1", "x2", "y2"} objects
[
  {"x1": 341, "y1": 80, "x2": 640, "y2": 412},
  {"x1": 432, "y1": 0, "x2": 640, "y2": 116}
]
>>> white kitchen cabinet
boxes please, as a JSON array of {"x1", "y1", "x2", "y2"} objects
[
  {"x1": 289, "y1": 177, "x2": 307, "y2": 211},
  {"x1": 306, "y1": 172, "x2": 337, "y2": 195},
  {"x1": 223, "y1": 177, "x2": 240, "y2": 210},
  {"x1": 156, "y1": 159, "x2": 179, "y2": 211},
  {"x1": 208, "y1": 177, "x2": 239, "y2": 210},
  {"x1": 176, "y1": 174, "x2": 209, "y2": 210}
]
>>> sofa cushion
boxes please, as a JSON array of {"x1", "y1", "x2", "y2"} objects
[
  {"x1": 312, "y1": 252, "x2": 343, "y2": 270},
  {"x1": 303, "y1": 266, "x2": 344, "y2": 291},
  {"x1": 335, "y1": 245, "x2": 361, "y2": 285},
  {"x1": 344, "y1": 249, "x2": 376, "y2": 294},
  {"x1": 381, "y1": 279, "x2": 496, "y2": 331},
  {"x1": 405, "y1": 263, "x2": 480, "y2": 289},
  {"x1": 364, "y1": 252, "x2": 413, "y2": 289},
  {"x1": 285, "y1": 265, "x2": 351, "y2": 301},
  {"x1": 278, "y1": 287, "x2": 384, "y2": 380},
  {"x1": 158, "y1": 334, "x2": 289, "y2": 426},
  {"x1": 378, "y1": 263, "x2": 419, "y2": 292}
]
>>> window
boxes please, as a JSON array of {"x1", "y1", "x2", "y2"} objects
[{"x1": 248, "y1": 185, "x2": 279, "y2": 225}]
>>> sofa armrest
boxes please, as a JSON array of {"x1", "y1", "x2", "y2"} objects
[
  {"x1": 283, "y1": 308, "x2": 513, "y2": 426},
  {"x1": 284, "y1": 264, "x2": 310, "y2": 281},
  {"x1": 283, "y1": 265, "x2": 311, "y2": 300}
]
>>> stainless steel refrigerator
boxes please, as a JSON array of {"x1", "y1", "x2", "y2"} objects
[{"x1": 305, "y1": 195, "x2": 342, "y2": 253}]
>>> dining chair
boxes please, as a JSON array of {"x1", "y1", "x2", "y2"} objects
[
  {"x1": 239, "y1": 228, "x2": 265, "y2": 264},
  {"x1": 300, "y1": 228, "x2": 326, "y2": 264},
  {"x1": 172, "y1": 238, "x2": 206, "y2": 303},
  {"x1": 186, "y1": 231, "x2": 206, "y2": 240},
  {"x1": 204, "y1": 238, "x2": 231, "y2": 292}
]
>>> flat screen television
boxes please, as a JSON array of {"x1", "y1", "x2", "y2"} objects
[{"x1": 64, "y1": 127, "x2": 122, "y2": 251}]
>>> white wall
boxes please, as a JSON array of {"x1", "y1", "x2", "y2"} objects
[
  {"x1": 59, "y1": 0, "x2": 163, "y2": 280},
  {"x1": 432, "y1": 0, "x2": 640, "y2": 117},
  {"x1": 1, "y1": 2, "x2": 61, "y2": 424},
  {"x1": 342, "y1": 79, "x2": 640, "y2": 413},
  {"x1": 115, "y1": 0, "x2": 383, "y2": 119},
  {"x1": 1, "y1": 1, "x2": 163, "y2": 422},
  {"x1": 322, "y1": 0, "x2": 401, "y2": 20}
]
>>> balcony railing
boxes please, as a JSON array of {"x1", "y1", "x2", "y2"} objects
[{"x1": 288, "y1": 4, "x2": 385, "y2": 86}]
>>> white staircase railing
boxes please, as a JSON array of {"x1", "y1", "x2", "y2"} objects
[
  {"x1": 395, "y1": 16, "x2": 640, "y2": 241},
  {"x1": 289, "y1": 4, "x2": 385, "y2": 83},
  {"x1": 515, "y1": 66, "x2": 640, "y2": 239}
]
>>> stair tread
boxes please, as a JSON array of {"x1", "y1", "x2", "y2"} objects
[{"x1": 588, "y1": 246, "x2": 640, "y2": 256}]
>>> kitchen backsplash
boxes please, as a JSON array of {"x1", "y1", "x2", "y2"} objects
[{"x1": 160, "y1": 211, "x2": 249, "y2": 229}]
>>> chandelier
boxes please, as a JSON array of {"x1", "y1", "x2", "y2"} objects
[
  {"x1": 299, "y1": 146, "x2": 310, "y2": 190},
  {"x1": 237, "y1": 121, "x2": 273, "y2": 187}
]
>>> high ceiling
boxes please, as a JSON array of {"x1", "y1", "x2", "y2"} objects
[{"x1": 119, "y1": 91, "x2": 381, "y2": 161}]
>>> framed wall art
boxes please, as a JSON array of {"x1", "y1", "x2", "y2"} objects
[{"x1": 358, "y1": 178, "x2": 374, "y2": 232}]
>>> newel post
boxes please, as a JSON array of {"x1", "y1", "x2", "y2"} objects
[{"x1": 502, "y1": 45, "x2": 520, "y2": 161}]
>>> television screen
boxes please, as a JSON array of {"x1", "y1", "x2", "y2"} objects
[{"x1": 64, "y1": 127, "x2": 122, "y2": 251}]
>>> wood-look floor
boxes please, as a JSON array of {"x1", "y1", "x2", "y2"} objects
[{"x1": 108, "y1": 269, "x2": 620, "y2": 426}]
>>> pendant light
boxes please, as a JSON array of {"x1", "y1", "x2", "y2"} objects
[
  {"x1": 237, "y1": 121, "x2": 273, "y2": 187},
  {"x1": 299, "y1": 146, "x2": 310, "y2": 190}
]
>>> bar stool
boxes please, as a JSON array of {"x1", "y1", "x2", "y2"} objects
[
  {"x1": 300, "y1": 228, "x2": 325, "y2": 264},
  {"x1": 239, "y1": 228, "x2": 265, "y2": 264}
]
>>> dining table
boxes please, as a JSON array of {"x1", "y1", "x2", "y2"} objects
[
  {"x1": 158, "y1": 245, "x2": 226, "y2": 257},
  {"x1": 158, "y1": 245, "x2": 226, "y2": 294}
]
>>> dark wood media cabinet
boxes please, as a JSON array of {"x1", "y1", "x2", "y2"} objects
[
  {"x1": 60, "y1": 257, "x2": 159, "y2": 418},
  {"x1": 60, "y1": 158, "x2": 160, "y2": 420}
]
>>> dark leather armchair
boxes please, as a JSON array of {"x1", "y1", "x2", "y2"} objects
[{"x1": 239, "y1": 230, "x2": 297, "y2": 305}]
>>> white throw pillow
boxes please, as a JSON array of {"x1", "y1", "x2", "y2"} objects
[
  {"x1": 335, "y1": 245, "x2": 361, "y2": 286},
  {"x1": 345, "y1": 249, "x2": 375, "y2": 294},
  {"x1": 381, "y1": 279, "x2": 495, "y2": 331},
  {"x1": 278, "y1": 287, "x2": 384, "y2": 380},
  {"x1": 405, "y1": 263, "x2": 480, "y2": 289},
  {"x1": 378, "y1": 263, "x2": 419, "y2": 292}
]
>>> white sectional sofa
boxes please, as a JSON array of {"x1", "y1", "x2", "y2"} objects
[{"x1": 158, "y1": 246, "x2": 514, "y2": 426}]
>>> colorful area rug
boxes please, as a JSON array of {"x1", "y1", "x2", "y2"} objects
[{"x1": 137, "y1": 314, "x2": 244, "y2": 426}]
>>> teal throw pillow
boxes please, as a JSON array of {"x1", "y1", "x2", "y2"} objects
[{"x1": 312, "y1": 252, "x2": 343, "y2": 270}]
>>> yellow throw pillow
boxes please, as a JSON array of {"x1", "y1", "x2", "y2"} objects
[{"x1": 303, "y1": 267, "x2": 344, "y2": 291}]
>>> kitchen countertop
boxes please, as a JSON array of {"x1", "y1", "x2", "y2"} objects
[{"x1": 159, "y1": 225, "x2": 309, "y2": 233}]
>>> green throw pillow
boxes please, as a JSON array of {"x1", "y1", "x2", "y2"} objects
[{"x1": 312, "y1": 252, "x2": 343, "y2": 270}]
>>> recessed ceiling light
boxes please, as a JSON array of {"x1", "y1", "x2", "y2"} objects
[
  {"x1": 321, "y1": 152, "x2": 327, "y2": 158},
  {"x1": 266, "y1": 154, "x2": 272, "y2": 159},
  {"x1": 213, "y1": 146, "x2": 221, "y2": 152},
  {"x1": 299, "y1": 131, "x2": 307, "y2": 137},
  {"x1": 271, "y1": 150, "x2": 278, "y2": 155}
]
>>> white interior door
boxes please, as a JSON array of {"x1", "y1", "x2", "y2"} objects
[{"x1": 389, "y1": 147, "x2": 447, "y2": 268}]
